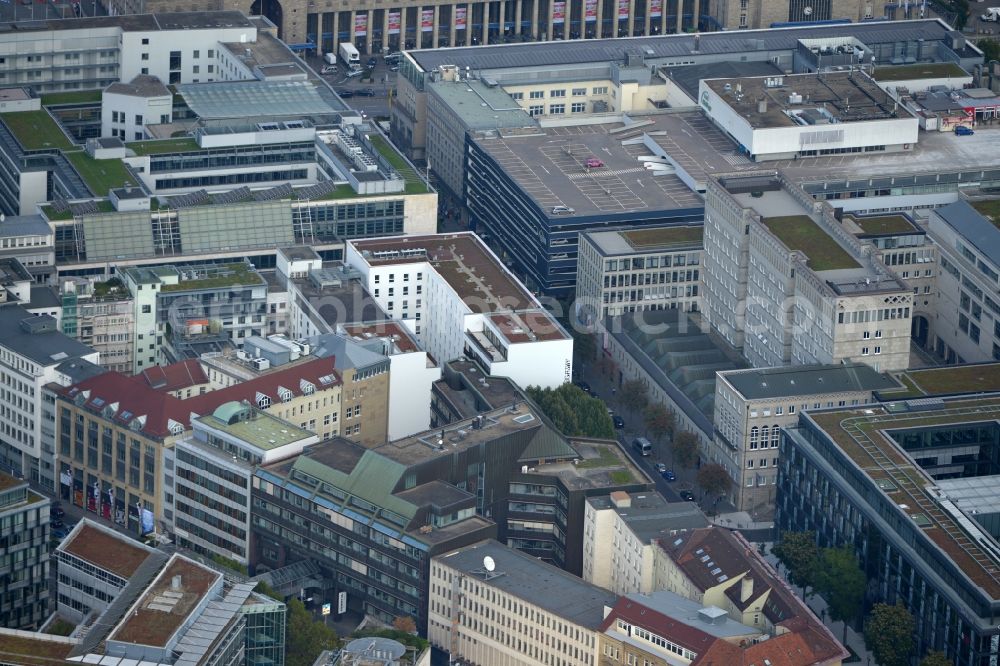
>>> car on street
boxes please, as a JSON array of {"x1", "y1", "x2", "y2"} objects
[
  {"x1": 51, "y1": 504, "x2": 65, "y2": 519},
  {"x1": 955, "y1": 126, "x2": 975, "y2": 136},
  {"x1": 613, "y1": 414, "x2": 625, "y2": 429},
  {"x1": 356, "y1": 88, "x2": 376, "y2": 97},
  {"x1": 320, "y1": 65, "x2": 338, "y2": 75},
  {"x1": 345, "y1": 68, "x2": 364, "y2": 78},
  {"x1": 574, "y1": 380, "x2": 591, "y2": 394},
  {"x1": 662, "y1": 469, "x2": 677, "y2": 481},
  {"x1": 336, "y1": 89, "x2": 354, "y2": 98},
  {"x1": 585, "y1": 157, "x2": 605, "y2": 168},
  {"x1": 367, "y1": 57, "x2": 378, "y2": 67},
  {"x1": 679, "y1": 489, "x2": 695, "y2": 501},
  {"x1": 389, "y1": 63, "x2": 400, "y2": 71},
  {"x1": 654, "y1": 462, "x2": 667, "y2": 474},
  {"x1": 51, "y1": 526, "x2": 69, "y2": 539},
  {"x1": 51, "y1": 518, "x2": 64, "y2": 529}
]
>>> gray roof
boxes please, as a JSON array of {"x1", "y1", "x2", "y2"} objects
[
  {"x1": 0, "y1": 304, "x2": 96, "y2": 366},
  {"x1": 0, "y1": 10, "x2": 252, "y2": 35},
  {"x1": 105, "y1": 74, "x2": 170, "y2": 99},
  {"x1": 0, "y1": 214, "x2": 50, "y2": 239},
  {"x1": 28, "y1": 285, "x2": 61, "y2": 310},
  {"x1": 665, "y1": 60, "x2": 784, "y2": 100},
  {"x1": 719, "y1": 363, "x2": 900, "y2": 401},
  {"x1": 428, "y1": 78, "x2": 537, "y2": 131},
  {"x1": 934, "y1": 200, "x2": 1000, "y2": 266},
  {"x1": 623, "y1": 591, "x2": 758, "y2": 638},
  {"x1": 587, "y1": 492, "x2": 708, "y2": 541},
  {"x1": 309, "y1": 333, "x2": 388, "y2": 371},
  {"x1": 177, "y1": 80, "x2": 340, "y2": 119},
  {"x1": 435, "y1": 540, "x2": 617, "y2": 629},
  {"x1": 409, "y1": 19, "x2": 953, "y2": 73},
  {"x1": 55, "y1": 358, "x2": 108, "y2": 384}
]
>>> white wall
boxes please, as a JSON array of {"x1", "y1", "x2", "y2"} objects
[
  {"x1": 102, "y1": 91, "x2": 171, "y2": 142},
  {"x1": 387, "y1": 351, "x2": 440, "y2": 440},
  {"x1": 495, "y1": 338, "x2": 573, "y2": 390},
  {"x1": 19, "y1": 171, "x2": 48, "y2": 217},
  {"x1": 119, "y1": 27, "x2": 256, "y2": 85}
]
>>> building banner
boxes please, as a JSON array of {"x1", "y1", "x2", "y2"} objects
[
  {"x1": 618, "y1": 0, "x2": 629, "y2": 19},
  {"x1": 455, "y1": 5, "x2": 467, "y2": 28},
  {"x1": 388, "y1": 10, "x2": 401, "y2": 34},
  {"x1": 421, "y1": 8, "x2": 434, "y2": 31},
  {"x1": 585, "y1": 0, "x2": 597, "y2": 22},
  {"x1": 649, "y1": 0, "x2": 662, "y2": 17},
  {"x1": 354, "y1": 13, "x2": 368, "y2": 36},
  {"x1": 553, "y1": 1, "x2": 566, "y2": 23}
]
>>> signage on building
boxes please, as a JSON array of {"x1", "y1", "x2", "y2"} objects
[
  {"x1": 618, "y1": 0, "x2": 630, "y2": 19},
  {"x1": 388, "y1": 11, "x2": 401, "y2": 34},
  {"x1": 322, "y1": 603, "x2": 331, "y2": 616},
  {"x1": 553, "y1": 1, "x2": 566, "y2": 23},
  {"x1": 337, "y1": 591, "x2": 347, "y2": 614},
  {"x1": 650, "y1": 0, "x2": 663, "y2": 17},
  {"x1": 354, "y1": 13, "x2": 368, "y2": 36},
  {"x1": 455, "y1": 5, "x2": 467, "y2": 28},
  {"x1": 421, "y1": 9, "x2": 434, "y2": 31},
  {"x1": 586, "y1": 0, "x2": 597, "y2": 22}
]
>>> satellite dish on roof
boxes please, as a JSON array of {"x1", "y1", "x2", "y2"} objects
[{"x1": 483, "y1": 556, "x2": 496, "y2": 572}]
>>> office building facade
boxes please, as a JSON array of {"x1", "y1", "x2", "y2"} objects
[{"x1": 0, "y1": 471, "x2": 50, "y2": 629}]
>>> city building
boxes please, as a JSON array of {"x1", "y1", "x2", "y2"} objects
[
  {"x1": 0, "y1": 214, "x2": 54, "y2": 281},
  {"x1": 428, "y1": 539, "x2": 616, "y2": 666},
  {"x1": 698, "y1": 71, "x2": 920, "y2": 161},
  {"x1": 173, "y1": 402, "x2": 319, "y2": 564},
  {"x1": 924, "y1": 200, "x2": 1000, "y2": 364},
  {"x1": 702, "y1": 171, "x2": 913, "y2": 372},
  {"x1": 582, "y1": 490, "x2": 708, "y2": 595},
  {"x1": 777, "y1": 388, "x2": 1000, "y2": 666},
  {"x1": 711, "y1": 363, "x2": 899, "y2": 512},
  {"x1": 101, "y1": 74, "x2": 173, "y2": 141},
  {"x1": 0, "y1": 471, "x2": 50, "y2": 629},
  {"x1": 576, "y1": 225, "x2": 703, "y2": 321},
  {"x1": 57, "y1": 276, "x2": 135, "y2": 373},
  {"x1": 0, "y1": 282, "x2": 101, "y2": 487},
  {"x1": 346, "y1": 233, "x2": 573, "y2": 388}
]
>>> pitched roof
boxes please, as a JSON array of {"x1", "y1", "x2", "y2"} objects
[
  {"x1": 140, "y1": 359, "x2": 209, "y2": 393},
  {"x1": 600, "y1": 595, "x2": 728, "y2": 655},
  {"x1": 693, "y1": 618, "x2": 847, "y2": 666},
  {"x1": 59, "y1": 356, "x2": 342, "y2": 440}
]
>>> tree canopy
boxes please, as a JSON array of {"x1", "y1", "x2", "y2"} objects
[
  {"x1": 865, "y1": 602, "x2": 914, "y2": 666},
  {"x1": 696, "y1": 463, "x2": 732, "y2": 498},
  {"x1": 772, "y1": 531, "x2": 819, "y2": 595},
  {"x1": 814, "y1": 545, "x2": 865, "y2": 642},
  {"x1": 919, "y1": 651, "x2": 953, "y2": 666},
  {"x1": 644, "y1": 404, "x2": 676, "y2": 443},
  {"x1": 527, "y1": 384, "x2": 615, "y2": 438},
  {"x1": 671, "y1": 431, "x2": 700, "y2": 469},
  {"x1": 980, "y1": 38, "x2": 1000, "y2": 63},
  {"x1": 285, "y1": 598, "x2": 339, "y2": 666},
  {"x1": 620, "y1": 379, "x2": 649, "y2": 411}
]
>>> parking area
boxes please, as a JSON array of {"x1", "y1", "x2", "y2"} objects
[{"x1": 302, "y1": 51, "x2": 399, "y2": 118}]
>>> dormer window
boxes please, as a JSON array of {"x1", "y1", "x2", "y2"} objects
[
  {"x1": 278, "y1": 386, "x2": 293, "y2": 403},
  {"x1": 256, "y1": 392, "x2": 271, "y2": 409}
]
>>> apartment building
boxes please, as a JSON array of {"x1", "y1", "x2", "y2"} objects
[
  {"x1": 582, "y1": 490, "x2": 707, "y2": 595},
  {"x1": 346, "y1": 233, "x2": 573, "y2": 389},
  {"x1": 0, "y1": 471, "x2": 50, "y2": 630},
  {"x1": 429, "y1": 540, "x2": 615, "y2": 666},
  {"x1": 576, "y1": 225, "x2": 703, "y2": 322},
  {"x1": 173, "y1": 402, "x2": 319, "y2": 564},
  {"x1": 58, "y1": 276, "x2": 135, "y2": 374},
  {"x1": 703, "y1": 172, "x2": 913, "y2": 372},
  {"x1": 710, "y1": 363, "x2": 899, "y2": 512},
  {"x1": 0, "y1": 214, "x2": 53, "y2": 281}
]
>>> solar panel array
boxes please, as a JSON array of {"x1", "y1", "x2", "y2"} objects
[
  {"x1": 169, "y1": 189, "x2": 212, "y2": 208},
  {"x1": 50, "y1": 198, "x2": 71, "y2": 214},
  {"x1": 70, "y1": 200, "x2": 101, "y2": 215},
  {"x1": 211, "y1": 186, "x2": 253, "y2": 206},
  {"x1": 295, "y1": 180, "x2": 337, "y2": 201},
  {"x1": 254, "y1": 183, "x2": 294, "y2": 201}
]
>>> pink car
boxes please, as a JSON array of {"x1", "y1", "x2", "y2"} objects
[{"x1": 585, "y1": 157, "x2": 604, "y2": 168}]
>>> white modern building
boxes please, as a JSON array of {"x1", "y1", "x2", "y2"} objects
[
  {"x1": 346, "y1": 233, "x2": 573, "y2": 389},
  {"x1": 698, "y1": 71, "x2": 920, "y2": 162},
  {"x1": 101, "y1": 74, "x2": 172, "y2": 141}
]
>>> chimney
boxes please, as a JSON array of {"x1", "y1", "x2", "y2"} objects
[
  {"x1": 741, "y1": 575, "x2": 754, "y2": 603},
  {"x1": 610, "y1": 491, "x2": 631, "y2": 508},
  {"x1": 171, "y1": 575, "x2": 182, "y2": 590}
]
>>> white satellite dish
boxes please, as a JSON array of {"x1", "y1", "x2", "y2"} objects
[{"x1": 483, "y1": 556, "x2": 496, "y2": 572}]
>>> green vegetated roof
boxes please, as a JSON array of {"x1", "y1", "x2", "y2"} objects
[
  {"x1": 41, "y1": 90, "x2": 104, "y2": 106},
  {"x1": 368, "y1": 134, "x2": 430, "y2": 194},
  {"x1": 159, "y1": 262, "x2": 264, "y2": 292},
  {"x1": 872, "y1": 63, "x2": 968, "y2": 82},
  {"x1": 126, "y1": 138, "x2": 202, "y2": 155},
  {"x1": 971, "y1": 200, "x2": 1000, "y2": 231},
  {"x1": 622, "y1": 225, "x2": 703, "y2": 249},
  {"x1": 66, "y1": 151, "x2": 137, "y2": 197},
  {"x1": 762, "y1": 215, "x2": 860, "y2": 271},
  {"x1": 897, "y1": 363, "x2": 1000, "y2": 397},
  {"x1": 850, "y1": 215, "x2": 918, "y2": 236},
  {"x1": 1, "y1": 110, "x2": 74, "y2": 151}
]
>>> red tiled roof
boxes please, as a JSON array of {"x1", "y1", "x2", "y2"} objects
[
  {"x1": 693, "y1": 622, "x2": 847, "y2": 666},
  {"x1": 140, "y1": 359, "x2": 208, "y2": 393},
  {"x1": 599, "y1": 597, "x2": 722, "y2": 655},
  {"x1": 58, "y1": 356, "x2": 342, "y2": 440}
]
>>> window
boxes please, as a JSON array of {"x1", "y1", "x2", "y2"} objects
[
  {"x1": 208, "y1": 49, "x2": 215, "y2": 58},
  {"x1": 861, "y1": 347, "x2": 869, "y2": 355},
  {"x1": 593, "y1": 86, "x2": 609, "y2": 94},
  {"x1": 529, "y1": 105, "x2": 543, "y2": 117},
  {"x1": 550, "y1": 89, "x2": 566, "y2": 97},
  {"x1": 572, "y1": 87, "x2": 587, "y2": 96},
  {"x1": 135, "y1": 114, "x2": 143, "y2": 124},
  {"x1": 193, "y1": 50, "x2": 200, "y2": 58},
  {"x1": 571, "y1": 102, "x2": 586, "y2": 113},
  {"x1": 141, "y1": 305, "x2": 151, "y2": 314},
  {"x1": 193, "y1": 65, "x2": 199, "y2": 73},
  {"x1": 141, "y1": 53, "x2": 149, "y2": 61},
  {"x1": 747, "y1": 459, "x2": 754, "y2": 468},
  {"x1": 529, "y1": 90, "x2": 544, "y2": 99},
  {"x1": 875, "y1": 330, "x2": 882, "y2": 338},
  {"x1": 874, "y1": 346, "x2": 881, "y2": 354},
  {"x1": 510, "y1": 91, "x2": 524, "y2": 100},
  {"x1": 549, "y1": 103, "x2": 565, "y2": 114},
  {"x1": 863, "y1": 331, "x2": 870, "y2": 339},
  {"x1": 142, "y1": 38, "x2": 149, "y2": 45}
]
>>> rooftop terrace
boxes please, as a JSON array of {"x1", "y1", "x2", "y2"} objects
[
  {"x1": 537, "y1": 439, "x2": 647, "y2": 489},
  {"x1": 160, "y1": 262, "x2": 265, "y2": 292},
  {"x1": 872, "y1": 62, "x2": 969, "y2": 81},
  {"x1": 847, "y1": 214, "x2": 921, "y2": 236},
  {"x1": 761, "y1": 215, "x2": 861, "y2": 271},
  {"x1": 621, "y1": 225, "x2": 704, "y2": 250},
  {"x1": 199, "y1": 409, "x2": 314, "y2": 452},
  {"x1": 883, "y1": 363, "x2": 1000, "y2": 398},
  {"x1": 0, "y1": 633, "x2": 75, "y2": 666},
  {"x1": 65, "y1": 151, "x2": 137, "y2": 197}
]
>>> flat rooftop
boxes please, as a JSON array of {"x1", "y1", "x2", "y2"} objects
[
  {"x1": 342, "y1": 321, "x2": 420, "y2": 354},
  {"x1": 846, "y1": 213, "x2": 922, "y2": 237},
  {"x1": 60, "y1": 521, "x2": 154, "y2": 580},
  {"x1": 933, "y1": 200, "x2": 1000, "y2": 266},
  {"x1": 473, "y1": 121, "x2": 703, "y2": 217},
  {"x1": 625, "y1": 591, "x2": 757, "y2": 638},
  {"x1": 0, "y1": 469, "x2": 26, "y2": 493},
  {"x1": 585, "y1": 225, "x2": 704, "y2": 256},
  {"x1": 435, "y1": 540, "x2": 618, "y2": 630},
  {"x1": 761, "y1": 215, "x2": 861, "y2": 271},
  {"x1": 487, "y1": 311, "x2": 567, "y2": 343},
  {"x1": 198, "y1": 409, "x2": 314, "y2": 452},
  {"x1": 721, "y1": 363, "x2": 899, "y2": 401},
  {"x1": 806, "y1": 396, "x2": 1000, "y2": 599},
  {"x1": 886, "y1": 363, "x2": 1000, "y2": 398},
  {"x1": 873, "y1": 62, "x2": 969, "y2": 81},
  {"x1": 704, "y1": 71, "x2": 905, "y2": 129},
  {"x1": 434, "y1": 360, "x2": 521, "y2": 416},
  {"x1": 0, "y1": 633, "x2": 75, "y2": 666},
  {"x1": 534, "y1": 439, "x2": 647, "y2": 489},
  {"x1": 160, "y1": 262, "x2": 265, "y2": 292},
  {"x1": 588, "y1": 492, "x2": 708, "y2": 541},
  {"x1": 110, "y1": 555, "x2": 221, "y2": 648},
  {"x1": 428, "y1": 76, "x2": 538, "y2": 131}
]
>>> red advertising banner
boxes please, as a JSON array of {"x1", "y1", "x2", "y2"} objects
[
  {"x1": 553, "y1": 0, "x2": 566, "y2": 23},
  {"x1": 388, "y1": 10, "x2": 401, "y2": 34},
  {"x1": 585, "y1": 0, "x2": 597, "y2": 21},
  {"x1": 354, "y1": 13, "x2": 368, "y2": 36},
  {"x1": 618, "y1": 0, "x2": 630, "y2": 19},
  {"x1": 421, "y1": 8, "x2": 434, "y2": 31},
  {"x1": 455, "y1": 5, "x2": 467, "y2": 29},
  {"x1": 649, "y1": 0, "x2": 662, "y2": 17}
]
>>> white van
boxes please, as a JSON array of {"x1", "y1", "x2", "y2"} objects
[{"x1": 632, "y1": 437, "x2": 652, "y2": 456}]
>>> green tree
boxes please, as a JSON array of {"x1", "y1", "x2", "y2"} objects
[
  {"x1": 980, "y1": 38, "x2": 1000, "y2": 63},
  {"x1": 392, "y1": 615, "x2": 417, "y2": 633},
  {"x1": 696, "y1": 463, "x2": 732, "y2": 500},
  {"x1": 572, "y1": 330, "x2": 597, "y2": 364},
  {"x1": 772, "y1": 531, "x2": 819, "y2": 597},
  {"x1": 865, "y1": 603, "x2": 914, "y2": 666},
  {"x1": 919, "y1": 651, "x2": 953, "y2": 666},
  {"x1": 814, "y1": 546, "x2": 865, "y2": 643},
  {"x1": 671, "y1": 431, "x2": 700, "y2": 469},
  {"x1": 285, "y1": 598, "x2": 339, "y2": 666},
  {"x1": 620, "y1": 379, "x2": 649, "y2": 412},
  {"x1": 644, "y1": 404, "x2": 676, "y2": 444},
  {"x1": 526, "y1": 384, "x2": 615, "y2": 438}
]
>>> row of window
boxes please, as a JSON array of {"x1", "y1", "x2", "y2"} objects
[{"x1": 511, "y1": 86, "x2": 607, "y2": 101}]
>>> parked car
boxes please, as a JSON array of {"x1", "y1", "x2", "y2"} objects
[
  {"x1": 654, "y1": 463, "x2": 667, "y2": 474},
  {"x1": 389, "y1": 63, "x2": 400, "y2": 72},
  {"x1": 613, "y1": 415, "x2": 625, "y2": 429},
  {"x1": 574, "y1": 380, "x2": 592, "y2": 394},
  {"x1": 51, "y1": 505, "x2": 65, "y2": 519},
  {"x1": 345, "y1": 68, "x2": 364, "y2": 78},
  {"x1": 50, "y1": 518, "x2": 64, "y2": 529},
  {"x1": 662, "y1": 469, "x2": 677, "y2": 481},
  {"x1": 336, "y1": 89, "x2": 354, "y2": 98},
  {"x1": 367, "y1": 56, "x2": 378, "y2": 68},
  {"x1": 585, "y1": 157, "x2": 605, "y2": 168},
  {"x1": 320, "y1": 65, "x2": 338, "y2": 75},
  {"x1": 356, "y1": 88, "x2": 377, "y2": 97},
  {"x1": 51, "y1": 526, "x2": 69, "y2": 539},
  {"x1": 679, "y1": 489, "x2": 695, "y2": 501},
  {"x1": 955, "y1": 126, "x2": 975, "y2": 136}
]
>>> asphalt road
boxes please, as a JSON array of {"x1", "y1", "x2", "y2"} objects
[{"x1": 303, "y1": 52, "x2": 399, "y2": 119}]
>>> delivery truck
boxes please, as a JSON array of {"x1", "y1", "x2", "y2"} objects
[{"x1": 339, "y1": 42, "x2": 361, "y2": 70}]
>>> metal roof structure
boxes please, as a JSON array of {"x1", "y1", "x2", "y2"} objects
[
  {"x1": 933, "y1": 200, "x2": 1000, "y2": 266},
  {"x1": 173, "y1": 582, "x2": 257, "y2": 666},
  {"x1": 719, "y1": 363, "x2": 899, "y2": 401},
  {"x1": 176, "y1": 81, "x2": 341, "y2": 120}
]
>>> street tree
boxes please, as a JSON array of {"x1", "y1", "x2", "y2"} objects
[
  {"x1": 620, "y1": 379, "x2": 649, "y2": 412},
  {"x1": 285, "y1": 598, "x2": 339, "y2": 666},
  {"x1": 644, "y1": 404, "x2": 676, "y2": 444},
  {"x1": 980, "y1": 38, "x2": 1000, "y2": 63},
  {"x1": 696, "y1": 463, "x2": 732, "y2": 500},
  {"x1": 814, "y1": 545, "x2": 865, "y2": 643},
  {"x1": 919, "y1": 651, "x2": 953, "y2": 666},
  {"x1": 772, "y1": 531, "x2": 819, "y2": 597},
  {"x1": 865, "y1": 602, "x2": 914, "y2": 666},
  {"x1": 526, "y1": 384, "x2": 614, "y2": 438},
  {"x1": 671, "y1": 431, "x2": 700, "y2": 469}
]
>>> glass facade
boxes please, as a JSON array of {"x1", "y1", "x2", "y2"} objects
[
  {"x1": 242, "y1": 595, "x2": 287, "y2": 666},
  {"x1": 0, "y1": 480, "x2": 49, "y2": 629}
]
